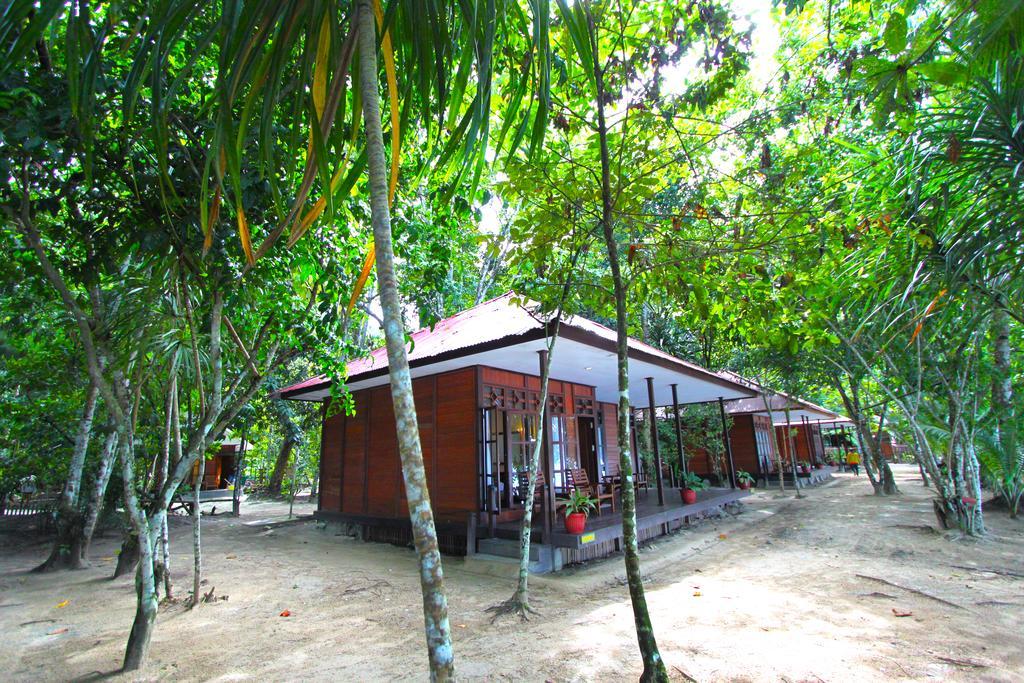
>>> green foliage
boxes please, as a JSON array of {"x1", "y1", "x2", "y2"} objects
[
  {"x1": 681, "y1": 471, "x2": 709, "y2": 492},
  {"x1": 563, "y1": 489, "x2": 597, "y2": 516}
]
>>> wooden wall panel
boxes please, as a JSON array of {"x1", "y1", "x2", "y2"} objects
[
  {"x1": 366, "y1": 386, "x2": 400, "y2": 516},
  {"x1": 481, "y1": 367, "x2": 525, "y2": 388},
  {"x1": 341, "y1": 392, "x2": 368, "y2": 513},
  {"x1": 320, "y1": 410, "x2": 344, "y2": 512},
  {"x1": 728, "y1": 415, "x2": 759, "y2": 476},
  {"x1": 601, "y1": 402, "x2": 620, "y2": 475},
  {"x1": 435, "y1": 367, "x2": 478, "y2": 514}
]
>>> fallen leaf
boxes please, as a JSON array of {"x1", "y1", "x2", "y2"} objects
[
  {"x1": 48, "y1": 627, "x2": 69, "y2": 635},
  {"x1": 279, "y1": 610, "x2": 291, "y2": 617},
  {"x1": 718, "y1": 534, "x2": 728, "y2": 540},
  {"x1": 225, "y1": 554, "x2": 237, "y2": 559},
  {"x1": 457, "y1": 624, "x2": 467, "y2": 629},
  {"x1": 55, "y1": 600, "x2": 69, "y2": 609},
  {"x1": 892, "y1": 608, "x2": 913, "y2": 617},
  {"x1": 693, "y1": 592, "x2": 702, "y2": 597}
]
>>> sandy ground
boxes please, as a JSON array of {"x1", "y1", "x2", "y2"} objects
[{"x1": 1, "y1": 465, "x2": 1022, "y2": 682}]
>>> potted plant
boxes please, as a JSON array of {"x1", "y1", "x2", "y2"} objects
[
  {"x1": 680, "y1": 472, "x2": 709, "y2": 505},
  {"x1": 798, "y1": 461, "x2": 811, "y2": 475},
  {"x1": 813, "y1": 461, "x2": 824, "y2": 470},
  {"x1": 736, "y1": 470, "x2": 755, "y2": 490},
  {"x1": 563, "y1": 490, "x2": 596, "y2": 534}
]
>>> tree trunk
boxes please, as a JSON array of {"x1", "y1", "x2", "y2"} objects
[
  {"x1": 116, "y1": 436, "x2": 159, "y2": 672},
  {"x1": 783, "y1": 408, "x2": 803, "y2": 499},
  {"x1": 267, "y1": 437, "x2": 296, "y2": 495},
  {"x1": 113, "y1": 529, "x2": 140, "y2": 579},
  {"x1": 991, "y1": 306, "x2": 1020, "y2": 517},
  {"x1": 191, "y1": 454, "x2": 205, "y2": 606},
  {"x1": 357, "y1": 3, "x2": 454, "y2": 679},
  {"x1": 490, "y1": 327, "x2": 561, "y2": 620},
  {"x1": 154, "y1": 373, "x2": 176, "y2": 598},
  {"x1": 761, "y1": 394, "x2": 785, "y2": 493},
  {"x1": 917, "y1": 458, "x2": 929, "y2": 487},
  {"x1": 159, "y1": 517, "x2": 172, "y2": 600},
  {"x1": 37, "y1": 382, "x2": 99, "y2": 571},
  {"x1": 587, "y1": 3, "x2": 667, "y2": 677},
  {"x1": 992, "y1": 307, "x2": 1016, "y2": 457},
  {"x1": 80, "y1": 429, "x2": 118, "y2": 562},
  {"x1": 233, "y1": 432, "x2": 247, "y2": 516}
]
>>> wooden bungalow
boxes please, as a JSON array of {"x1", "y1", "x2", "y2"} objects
[
  {"x1": 719, "y1": 373, "x2": 844, "y2": 486},
  {"x1": 281, "y1": 293, "x2": 756, "y2": 571},
  {"x1": 189, "y1": 438, "x2": 246, "y2": 491}
]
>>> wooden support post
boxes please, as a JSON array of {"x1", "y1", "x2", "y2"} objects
[
  {"x1": 539, "y1": 350, "x2": 553, "y2": 545},
  {"x1": 802, "y1": 415, "x2": 815, "y2": 465},
  {"x1": 646, "y1": 377, "x2": 665, "y2": 506},
  {"x1": 671, "y1": 383, "x2": 686, "y2": 484},
  {"x1": 816, "y1": 419, "x2": 827, "y2": 462},
  {"x1": 718, "y1": 398, "x2": 737, "y2": 489}
]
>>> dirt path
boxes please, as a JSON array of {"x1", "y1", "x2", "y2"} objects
[{"x1": 1, "y1": 466, "x2": 1022, "y2": 681}]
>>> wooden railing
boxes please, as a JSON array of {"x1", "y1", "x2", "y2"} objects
[{"x1": 1, "y1": 494, "x2": 58, "y2": 517}]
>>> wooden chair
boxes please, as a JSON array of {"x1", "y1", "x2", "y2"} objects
[
  {"x1": 567, "y1": 468, "x2": 615, "y2": 515},
  {"x1": 516, "y1": 469, "x2": 567, "y2": 516}
]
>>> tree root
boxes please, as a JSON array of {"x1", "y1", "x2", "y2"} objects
[{"x1": 485, "y1": 596, "x2": 539, "y2": 623}]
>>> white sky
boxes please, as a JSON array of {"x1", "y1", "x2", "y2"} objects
[{"x1": 477, "y1": 1, "x2": 780, "y2": 235}]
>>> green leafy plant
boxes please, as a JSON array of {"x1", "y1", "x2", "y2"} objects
[
  {"x1": 736, "y1": 470, "x2": 755, "y2": 486},
  {"x1": 563, "y1": 490, "x2": 597, "y2": 517},
  {"x1": 681, "y1": 472, "x2": 709, "y2": 492}
]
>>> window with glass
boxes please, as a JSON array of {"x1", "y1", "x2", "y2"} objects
[
  {"x1": 549, "y1": 415, "x2": 569, "y2": 490},
  {"x1": 506, "y1": 412, "x2": 537, "y2": 506},
  {"x1": 480, "y1": 408, "x2": 506, "y2": 510}
]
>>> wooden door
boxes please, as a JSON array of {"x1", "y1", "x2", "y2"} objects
[{"x1": 578, "y1": 417, "x2": 598, "y2": 482}]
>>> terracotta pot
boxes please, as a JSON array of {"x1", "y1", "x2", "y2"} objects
[
  {"x1": 738, "y1": 481, "x2": 751, "y2": 491},
  {"x1": 814, "y1": 463, "x2": 824, "y2": 470},
  {"x1": 800, "y1": 466, "x2": 810, "y2": 475},
  {"x1": 565, "y1": 512, "x2": 587, "y2": 534},
  {"x1": 681, "y1": 488, "x2": 698, "y2": 505}
]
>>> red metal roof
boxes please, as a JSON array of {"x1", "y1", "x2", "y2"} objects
[
  {"x1": 718, "y1": 370, "x2": 841, "y2": 419},
  {"x1": 280, "y1": 292, "x2": 752, "y2": 399}
]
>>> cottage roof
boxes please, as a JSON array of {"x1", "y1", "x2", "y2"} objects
[
  {"x1": 718, "y1": 371, "x2": 846, "y2": 424},
  {"x1": 281, "y1": 292, "x2": 755, "y2": 406}
]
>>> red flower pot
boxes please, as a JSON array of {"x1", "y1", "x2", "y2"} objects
[
  {"x1": 738, "y1": 481, "x2": 751, "y2": 491},
  {"x1": 800, "y1": 466, "x2": 810, "y2": 475},
  {"x1": 565, "y1": 512, "x2": 587, "y2": 534},
  {"x1": 681, "y1": 488, "x2": 698, "y2": 505},
  {"x1": 814, "y1": 463, "x2": 824, "y2": 470}
]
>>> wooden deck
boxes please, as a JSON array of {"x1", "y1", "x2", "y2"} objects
[{"x1": 494, "y1": 487, "x2": 749, "y2": 550}]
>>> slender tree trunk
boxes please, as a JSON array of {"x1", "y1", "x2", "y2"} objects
[
  {"x1": 160, "y1": 517, "x2": 172, "y2": 600},
  {"x1": 992, "y1": 307, "x2": 1016, "y2": 456},
  {"x1": 233, "y1": 432, "x2": 247, "y2": 516},
  {"x1": 836, "y1": 376, "x2": 886, "y2": 494},
  {"x1": 154, "y1": 373, "x2": 176, "y2": 597},
  {"x1": 762, "y1": 394, "x2": 785, "y2": 493},
  {"x1": 490, "y1": 324, "x2": 561, "y2": 619},
  {"x1": 587, "y1": 4, "x2": 667, "y2": 678},
  {"x1": 191, "y1": 454, "x2": 205, "y2": 606},
  {"x1": 917, "y1": 458, "x2": 929, "y2": 487},
  {"x1": 357, "y1": 3, "x2": 454, "y2": 678},
  {"x1": 288, "y1": 455, "x2": 298, "y2": 519},
  {"x1": 991, "y1": 307, "x2": 1019, "y2": 516},
  {"x1": 783, "y1": 408, "x2": 803, "y2": 498},
  {"x1": 80, "y1": 429, "x2": 118, "y2": 561},
  {"x1": 873, "y1": 410, "x2": 899, "y2": 495},
  {"x1": 37, "y1": 382, "x2": 99, "y2": 571}
]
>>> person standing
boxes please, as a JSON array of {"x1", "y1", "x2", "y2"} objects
[{"x1": 846, "y1": 450, "x2": 861, "y2": 476}]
